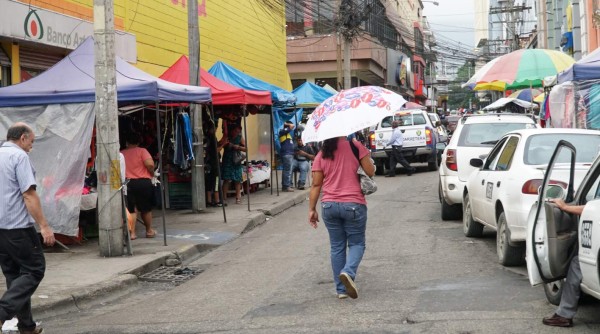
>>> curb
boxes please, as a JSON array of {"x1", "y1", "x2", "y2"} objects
[{"x1": 33, "y1": 191, "x2": 307, "y2": 317}]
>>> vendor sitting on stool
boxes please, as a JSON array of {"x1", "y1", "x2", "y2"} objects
[{"x1": 292, "y1": 136, "x2": 316, "y2": 190}]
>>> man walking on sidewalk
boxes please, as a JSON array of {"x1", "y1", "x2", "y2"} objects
[
  {"x1": 279, "y1": 121, "x2": 295, "y2": 192},
  {"x1": 0, "y1": 123, "x2": 55, "y2": 334},
  {"x1": 385, "y1": 120, "x2": 415, "y2": 177}
]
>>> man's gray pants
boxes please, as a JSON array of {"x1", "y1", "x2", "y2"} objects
[{"x1": 556, "y1": 255, "x2": 582, "y2": 319}]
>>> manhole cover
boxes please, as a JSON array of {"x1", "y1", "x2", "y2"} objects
[{"x1": 139, "y1": 265, "x2": 203, "y2": 284}]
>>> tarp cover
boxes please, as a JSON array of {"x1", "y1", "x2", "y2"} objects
[
  {"x1": 0, "y1": 38, "x2": 212, "y2": 107},
  {"x1": 559, "y1": 47, "x2": 600, "y2": 83},
  {"x1": 292, "y1": 82, "x2": 334, "y2": 108},
  {"x1": 160, "y1": 56, "x2": 271, "y2": 105},
  {"x1": 208, "y1": 61, "x2": 296, "y2": 108},
  {"x1": 483, "y1": 97, "x2": 536, "y2": 110},
  {"x1": 0, "y1": 103, "x2": 95, "y2": 236}
]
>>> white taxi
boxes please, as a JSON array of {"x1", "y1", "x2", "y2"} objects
[
  {"x1": 527, "y1": 139, "x2": 600, "y2": 306},
  {"x1": 439, "y1": 113, "x2": 537, "y2": 220},
  {"x1": 464, "y1": 128, "x2": 600, "y2": 266}
]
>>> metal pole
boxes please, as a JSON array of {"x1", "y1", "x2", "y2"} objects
[
  {"x1": 270, "y1": 109, "x2": 274, "y2": 195},
  {"x1": 572, "y1": 0, "x2": 582, "y2": 60},
  {"x1": 343, "y1": 37, "x2": 351, "y2": 89},
  {"x1": 209, "y1": 104, "x2": 226, "y2": 223},
  {"x1": 336, "y1": 0, "x2": 343, "y2": 90},
  {"x1": 155, "y1": 103, "x2": 168, "y2": 246},
  {"x1": 242, "y1": 106, "x2": 251, "y2": 211},
  {"x1": 272, "y1": 109, "x2": 279, "y2": 196},
  {"x1": 94, "y1": 0, "x2": 123, "y2": 257}
]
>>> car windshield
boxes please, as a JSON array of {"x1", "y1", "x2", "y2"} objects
[
  {"x1": 381, "y1": 114, "x2": 427, "y2": 128},
  {"x1": 457, "y1": 122, "x2": 534, "y2": 147},
  {"x1": 524, "y1": 133, "x2": 600, "y2": 165}
]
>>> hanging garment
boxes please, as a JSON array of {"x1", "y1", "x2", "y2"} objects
[
  {"x1": 174, "y1": 112, "x2": 195, "y2": 169},
  {"x1": 587, "y1": 84, "x2": 600, "y2": 129}
]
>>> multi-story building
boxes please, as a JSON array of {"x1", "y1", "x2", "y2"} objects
[{"x1": 286, "y1": 0, "x2": 436, "y2": 107}]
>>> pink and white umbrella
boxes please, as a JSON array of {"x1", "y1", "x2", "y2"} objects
[{"x1": 301, "y1": 86, "x2": 407, "y2": 143}]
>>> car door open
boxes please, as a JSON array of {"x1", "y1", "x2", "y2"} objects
[{"x1": 527, "y1": 140, "x2": 577, "y2": 285}]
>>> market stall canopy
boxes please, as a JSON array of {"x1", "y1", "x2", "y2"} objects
[
  {"x1": 558, "y1": 47, "x2": 600, "y2": 83},
  {"x1": 292, "y1": 82, "x2": 334, "y2": 108},
  {"x1": 483, "y1": 97, "x2": 536, "y2": 110},
  {"x1": 507, "y1": 88, "x2": 542, "y2": 101},
  {"x1": 160, "y1": 55, "x2": 271, "y2": 106},
  {"x1": 208, "y1": 61, "x2": 296, "y2": 108},
  {"x1": 0, "y1": 37, "x2": 211, "y2": 107}
]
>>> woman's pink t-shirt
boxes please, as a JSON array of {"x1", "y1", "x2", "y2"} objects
[
  {"x1": 121, "y1": 147, "x2": 153, "y2": 179},
  {"x1": 312, "y1": 138, "x2": 370, "y2": 205}
]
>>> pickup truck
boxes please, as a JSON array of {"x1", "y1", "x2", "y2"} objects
[{"x1": 368, "y1": 109, "x2": 439, "y2": 175}]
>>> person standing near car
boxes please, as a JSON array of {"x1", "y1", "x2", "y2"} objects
[
  {"x1": 0, "y1": 122, "x2": 55, "y2": 334},
  {"x1": 385, "y1": 120, "x2": 415, "y2": 177},
  {"x1": 542, "y1": 198, "x2": 584, "y2": 328},
  {"x1": 279, "y1": 121, "x2": 295, "y2": 192},
  {"x1": 308, "y1": 137, "x2": 375, "y2": 299}
]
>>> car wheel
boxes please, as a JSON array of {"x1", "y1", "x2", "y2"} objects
[
  {"x1": 496, "y1": 212, "x2": 525, "y2": 266},
  {"x1": 544, "y1": 279, "x2": 564, "y2": 306},
  {"x1": 428, "y1": 153, "x2": 438, "y2": 171},
  {"x1": 440, "y1": 181, "x2": 462, "y2": 220},
  {"x1": 463, "y1": 193, "x2": 483, "y2": 237},
  {"x1": 375, "y1": 160, "x2": 385, "y2": 176}
]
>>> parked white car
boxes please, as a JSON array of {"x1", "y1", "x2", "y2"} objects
[
  {"x1": 527, "y1": 139, "x2": 600, "y2": 305},
  {"x1": 464, "y1": 128, "x2": 600, "y2": 266},
  {"x1": 439, "y1": 113, "x2": 537, "y2": 220}
]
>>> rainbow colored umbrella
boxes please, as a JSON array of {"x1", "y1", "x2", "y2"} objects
[
  {"x1": 508, "y1": 88, "x2": 542, "y2": 101},
  {"x1": 468, "y1": 49, "x2": 574, "y2": 91}
]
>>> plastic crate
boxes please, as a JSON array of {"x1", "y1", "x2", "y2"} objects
[{"x1": 168, "y1": 182, "x2": 192, "y2": 209}]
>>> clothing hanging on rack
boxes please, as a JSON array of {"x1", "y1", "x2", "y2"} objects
[{"x1": 173, "y1": 111, "x2": 195, "y2": 169}]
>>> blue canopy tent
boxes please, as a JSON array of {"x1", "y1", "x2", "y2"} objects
[
  {"x1": 292, "y1": 81, "x2": 335, "y2": 108},
  {"x1": 0, "y1": 37, "x2": 212, "y2": 248},
  {"x1": 558, "y1": 47, "x2": 600, "y2": 83}
]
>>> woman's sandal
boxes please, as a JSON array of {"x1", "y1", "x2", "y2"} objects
[
  {"x1": 235, "y1": 198, "x2": 242, "y2": 204},
  {"x1": 146, "y1": 229, "x2": 157, "y2": 238}
]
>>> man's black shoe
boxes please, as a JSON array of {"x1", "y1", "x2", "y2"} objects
[{"x1": 542, "y1": 313, "x2": 573, "y2": 327}]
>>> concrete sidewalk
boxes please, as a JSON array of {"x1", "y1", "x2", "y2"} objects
[{"x1": 3, "y1": 185, "x2": 309, "y2": 320}]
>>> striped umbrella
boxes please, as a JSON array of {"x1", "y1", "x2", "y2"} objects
[
  {"x1": 467, "y1": 49, "x2": 575, "y2": 91},
  {"x1": 507, "y1": 88, "x2": 542, "y2": 101}
]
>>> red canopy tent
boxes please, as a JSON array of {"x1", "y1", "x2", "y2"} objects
[{"x1": 159, "y1": 56, "x2": 271, "y2": 106}]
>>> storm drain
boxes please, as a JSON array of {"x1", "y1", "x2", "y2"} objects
[{"x1": 139, "y1": 265, "x2": 203, "y2": 284}]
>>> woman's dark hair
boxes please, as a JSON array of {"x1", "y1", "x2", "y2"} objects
[
  {"x1": 125, "y1": 132, "x2": 142, "y2": 145},
  {"x1": 321, "y1": 137, "x2": 338, "y2": 160},
  {"x1": 6, "y1": 124, "x2": 31, "y2": 141}
]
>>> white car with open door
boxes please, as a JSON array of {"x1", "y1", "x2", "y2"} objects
[
  {"x1": 527, "y1": 140, "x2": 600, "y2": 306},
  {"x1": 464, "y1": 129, "x2": 600, "y2": 267}
]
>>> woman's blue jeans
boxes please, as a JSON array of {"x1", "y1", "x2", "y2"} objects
[{"x1": 321, "y1": 201, "x2": 367, "y2": 294}]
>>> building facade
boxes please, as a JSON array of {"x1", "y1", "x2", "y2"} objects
[{"x1": 286, "y1": 0, "x2": 436, "y2": 107}]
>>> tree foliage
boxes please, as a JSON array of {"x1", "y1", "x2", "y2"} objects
[{"x1": 447, "y1": 61, "x2": 480, "y2": 110}]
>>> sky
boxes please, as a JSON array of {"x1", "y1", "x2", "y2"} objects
[{"x1": 422, "y1": 0, "x2": 476, "y2": 48}]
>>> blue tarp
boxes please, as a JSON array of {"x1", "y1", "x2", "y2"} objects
[
  {"x1": 292, "y1": 82, "x2": 334, "y2": 108},
  {"x1": 0, "y1": 37, "x2": 212, "y2": 107},
  {"x1": 208, "y1": 61, "x2": 297, "y2": 152},
  {"x1": 208, "y1": 61, "x2": 296, "y2": 108},
  {"x1": 559, "y1": 47, "x2": 600, "y2": 83}
]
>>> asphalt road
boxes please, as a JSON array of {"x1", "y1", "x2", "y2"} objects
[{"x1": 46, "y1": 166, "x2": 600, "y2": 334}]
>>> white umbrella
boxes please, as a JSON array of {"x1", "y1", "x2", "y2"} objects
[{"x1": 301, "y1": 86, "x2": 407, "y2": 143}]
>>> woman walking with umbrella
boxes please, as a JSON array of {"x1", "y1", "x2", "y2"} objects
[{"x1": 304, "y1": 86, "x2": 405, "y2": 299}]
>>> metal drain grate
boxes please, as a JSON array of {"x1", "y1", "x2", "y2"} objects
[{"x1": 139, "y1": 265, "x2": 203, "y2": 284}]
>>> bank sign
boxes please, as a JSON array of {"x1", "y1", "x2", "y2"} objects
[{"x1": 0, "y1": 0, "x2": 136, "y2": 62}]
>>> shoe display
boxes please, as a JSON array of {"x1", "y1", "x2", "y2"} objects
[
  {"x1": 339, "y1": 272, "x2": 358, "y2": 299},
  {"x1": 542, "y1": 313, "x2": 573, "y2": 327}
]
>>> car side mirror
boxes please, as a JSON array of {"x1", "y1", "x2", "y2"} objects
[
  {"x1": 543, "y1": 185, "x2": 565, "y2": 199},
  {"x1": 470, "y1": 158, "x2": 484, "y2": 168}
]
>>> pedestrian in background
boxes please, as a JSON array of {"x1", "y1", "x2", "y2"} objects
[
  {"x1": 279, "y1": 121, "x2": 295, "y2": 192},
  {"x1": 121, "y1": 132, "x2": 156, "y2": 239},
  {"x1": 308, "y1": 137, "x2": 375, "y2": 299},
  {"x1": 385, "y1": 120, "x2": 415, "y2": 177},
  {"x1": 292, "y1": 136, "x2": 315, "y2": 190},
  {"x1": 220, "y1": 125, "x2": 246, "y2": 205},
  {"x1": 0, "y1": 122, "x2": 55, "y2": 334}
]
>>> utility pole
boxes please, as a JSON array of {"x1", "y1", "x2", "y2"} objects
[
  {"x1": 336, "y1": 0, "x2": 343, "y2": 90},
  {"x1": 489, "y1": 1, "x2": 531, "y2": 52},
  {"x1": 343, "y1": 37, "x2": 351, "y2": 89},
  {"x1": 572, "y1": 0, "x2": 582, "y2": 60},
  {"x1": 94, "y1": 0, "x2": 123, "y2": 257},
  {"x1": 338, "y1": 0, "x2": 369, "y2": 90},
  {"x1": 188, "y1": 0, "x2": 205, "y2": 211}
]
